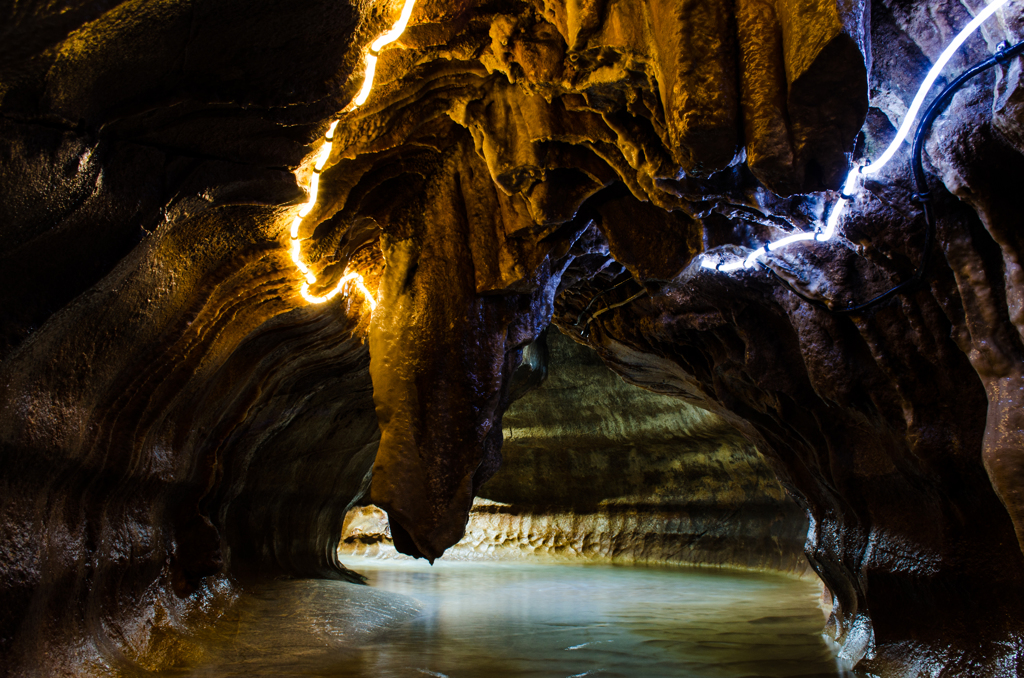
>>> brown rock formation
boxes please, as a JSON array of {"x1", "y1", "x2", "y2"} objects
[{"x1": 346, "y1": 331, "x2": 809, "y2": 570}]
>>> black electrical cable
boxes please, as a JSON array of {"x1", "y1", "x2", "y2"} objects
[
  {"x1": 577, "y1": 288, "x2": 649, "y2": 338},
  {"x1": 572, "y1": 39, "x2": 1024, "y2": 331},
  {"x1": 573, "y1": 274, "x2": 636, "y2": 328},
  {"x1": 766, "y1": 38, "x2": 1024, "y2": 315}
]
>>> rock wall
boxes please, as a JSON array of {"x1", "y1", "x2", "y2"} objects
[
  {"x1": 0, "y1": 1, "x2": 381, "y2": 674},
  {"x1": 343, "y1": 331, "x2": 808, "y2": 571},
  {"x1": 348, "y1": 0, "x2": 1024, "y2": 673}
]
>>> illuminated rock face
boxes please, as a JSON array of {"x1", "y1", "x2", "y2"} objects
[
  {"x1": 477, "y1": 330, "x2": 808, "y2": 569},
  {"x1": 2, "y1": 0, "x2": 1024, "y2": 676},
  {"x1": 0, "y1": 1, "x2": 373, "y2": 673},
  {"x1": 345, "y1": 332, "x2": 809, "y2": 570}
]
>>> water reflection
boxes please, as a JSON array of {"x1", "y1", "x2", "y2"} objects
[
  {"x1": 161, "y1": 560, "x2": 857, "y2": 678},
  {"x1": 354, "y1": 559, "x2": 853, "y2": 678}
]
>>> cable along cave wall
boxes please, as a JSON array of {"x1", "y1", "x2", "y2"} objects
[{"x1": 2, "y1": 0, "x2": 1024, "y2": 676}]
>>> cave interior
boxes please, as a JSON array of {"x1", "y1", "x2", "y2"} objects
[{"x1": 3, "y1": 0, "x2": 1024, "y2": 675}]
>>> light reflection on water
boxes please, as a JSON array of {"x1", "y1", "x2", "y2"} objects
[
  {"x1": 164, "y1": 559, "x2": 858, "y2": 678},
  {"x1": 354, "y1": 559, "x2": 853, "y2": 678}
]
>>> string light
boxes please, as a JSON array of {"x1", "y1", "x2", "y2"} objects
[
  {"x1": 292, "y1": 0, "x2": 1012, "y2": 303},
  {"x1": 370, "y1": 0, "x2": 417, "y2": 52},
  {"x1": 288, "y1": 0, "x2": 418, "y2": 308},
  {"x1": 353, "y1": 55, "x2": 378, "y2": 107},
  {"x1": 702, "y1": 0, "x2": 1012, "y2": 273}
]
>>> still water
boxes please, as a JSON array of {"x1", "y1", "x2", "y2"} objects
[{"x1": 169, "y1": 559, "x2": 856, "y2": 678}]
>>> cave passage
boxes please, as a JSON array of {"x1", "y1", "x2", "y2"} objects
[
  {"x1": 6, "y1": 0, "x2": 1024, "y2": 674},
  {"x1": 125, "y1": 559, "x2": 849, "y2": 678}
]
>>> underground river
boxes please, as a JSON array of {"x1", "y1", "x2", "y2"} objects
[{"x1": 140, "y1": 559, "x2": 856, "y2": 678}]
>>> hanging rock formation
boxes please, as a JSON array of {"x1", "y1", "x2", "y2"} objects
[{"x1": 344, "y1": 331, "x2": 810, "y2": 570}]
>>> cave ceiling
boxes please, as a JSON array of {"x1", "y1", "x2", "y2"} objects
[
  {"x1": 4, "y1": 0, "x2": 1024, "y2": 675},
  {"x1": 313, "y1": 0, "x2": 876, "y2": 561}
]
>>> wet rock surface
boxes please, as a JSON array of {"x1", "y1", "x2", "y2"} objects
[
  {"x1": 481, "y1": 331, "x2": 808, "y2": 569},
  {"x1": 344, "y1": 332, "x2": 808, "y2": 571},
  {"x1": 2, "y1": 0, "x2": 1024, "y2": 676}
]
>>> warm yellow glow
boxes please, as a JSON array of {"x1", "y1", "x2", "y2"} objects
[
  {"x1": 370, "y1": 0, "x2": 417, "y2": 52},
  {"x1": 354, "y1": 55, "x2": 378, "y2": 107},
  {"x1": 301, "y1": 272, "x2": 379, "y2": 310},
  {"x1": 313, "y1": 141, "x2": 333, "y2": 172},
  {"x1": 287, "y1": 0, "x2": 417, "y2": 309},
  {"x1": 298, "y1": 172, "x2": 319, "y2": 217},
  {"x1": 290, "y1": 240, "x2": 308, "y2": 273}
]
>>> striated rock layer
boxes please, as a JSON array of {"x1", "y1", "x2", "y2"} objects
[
  {"x1": 344, "y1": 332, "x2": 808, "y2": 571},
  {"x1": 0, "y1": 0, "x2": 382, "y2": 673},
  {"x1": 351, "y1": 0, "x2": 870, "y2": 562},
  {"x1": 3, "y1": 0, "x2": 1024, "y2": 675}
]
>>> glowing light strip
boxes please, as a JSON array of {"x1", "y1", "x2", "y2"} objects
[
  {"x1": 353, "y1": 55, "x2": 378, "y2": 107},
  {"x1": 289, "y1": 0, "x2": 418, "y2": 307},
  {"x1": 864, "y1": 0, "x2": 1011, "y2": 174},
  {"x1": 702, "y1": 0, "x2": 1011, "y2": 273},
  {"x1": 370, "y1": 0, "x2": 416, "y2": 52}
]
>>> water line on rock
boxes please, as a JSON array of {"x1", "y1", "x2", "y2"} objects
[
  {"x1": 700, "y1": 0, "x2": 1014, "y2": 283},
  {"x1": 288, "y1": 0, "x2": 419, "y2": 308}
]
